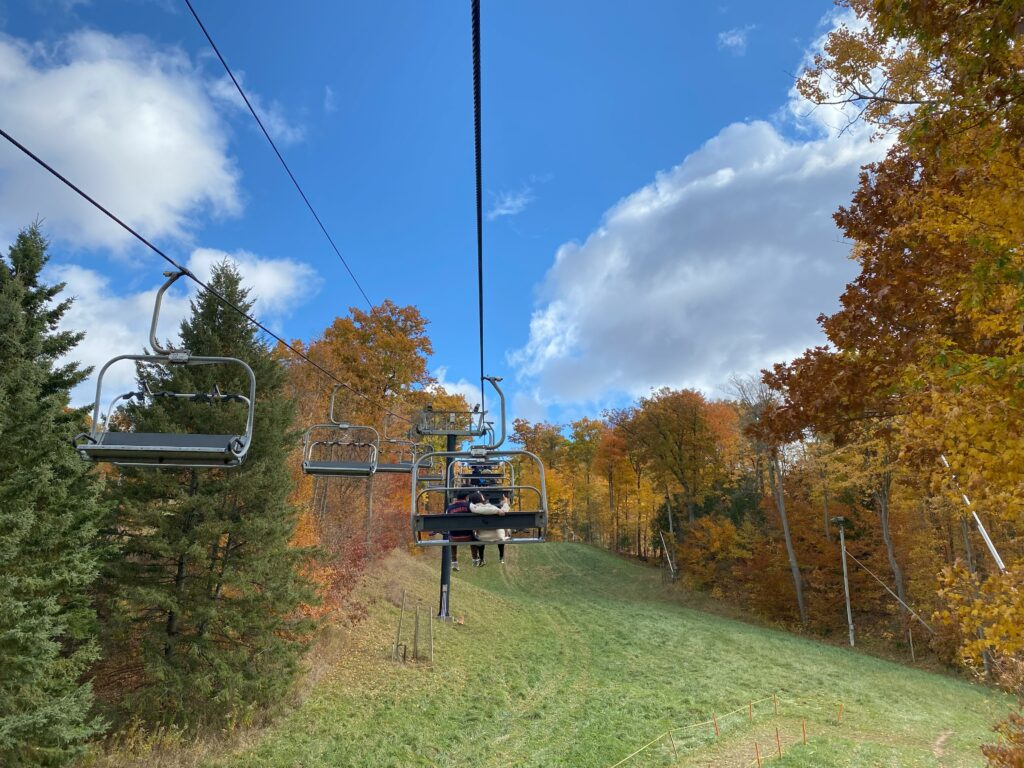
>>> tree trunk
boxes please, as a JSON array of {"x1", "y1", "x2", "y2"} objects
[
  {"x1": 664, "y1": 483, "x2": 675, "y2": 537},
  {"x1": 166, "y1": 469, "x2": 200, "y2": 657},
  {"x1": 873, "y1": 472, "x2": 908, "y2": 622},
  {"x1": 769, "y1": 453, "x2": 807, "y2": 624},
  {"x1": 960, "y1": 517, "x2": 976, "y2": 573},
  {"x1": 822, "y1": 480, "x2": 831, "y2": 543},
  {"x1": 608, "y1": 470, "x2": 617, "y2": 552}
]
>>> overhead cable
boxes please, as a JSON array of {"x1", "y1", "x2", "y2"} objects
[
  {"x1": 183, "y1": 0, "x2": 374, "y2": 310},
  {"x1": 0, "y1": 126, "x2": 412, "y2": 426},
  {"x1": 470, "y1": 0, "x2": 485, "y2": 412}
]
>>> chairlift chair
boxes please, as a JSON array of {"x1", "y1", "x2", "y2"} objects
[
  {"x1": 410, "y1": 377, "x2": 546, "y2": 545},
  {"x1": 301, "y1": 385, "x2": 381, "y2": 477},
  {"x1": 73, "y1": 271, "x2": 256, "y2": 468},
  {"x1": 411, "y1": 448, "x2": 546, "y2": 545},
  {"x1": 412, "y1": 403, "x2": 488, "y2": 438}
]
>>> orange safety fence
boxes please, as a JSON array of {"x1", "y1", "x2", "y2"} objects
[{"x1": 607, "y1": 693, "x2": 845, "y2": 768}]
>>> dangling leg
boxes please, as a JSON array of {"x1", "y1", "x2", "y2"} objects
[
  {"x1": 451, "y1": 544, "x2": 459, "y2": 571},
  {"x1": 498, "y1": 543, "x2": 505, "y2": 564}
]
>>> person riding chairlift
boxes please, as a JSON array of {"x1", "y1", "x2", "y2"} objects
[
  {"x1": 445, "y1": 490, "x2": 474, "y2": 571},
  {"x1": 468, "y1": 490, "x2": 510, "y2": 566}
]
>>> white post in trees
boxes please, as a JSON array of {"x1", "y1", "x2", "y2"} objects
[{"x1": 833, "y1": 516, "x2": 855, "y2": 647}]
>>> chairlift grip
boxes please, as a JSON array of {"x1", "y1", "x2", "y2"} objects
[
  {"x1": 480, "y1": 376, "x2": 506, "y2": 450},
  {"x1": 149, "y1": 270, "x2": 190, "y2": 356}
]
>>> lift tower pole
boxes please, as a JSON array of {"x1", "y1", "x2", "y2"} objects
[{"x1": 437, "y1": 433, "x2": 457, "y2": 620}]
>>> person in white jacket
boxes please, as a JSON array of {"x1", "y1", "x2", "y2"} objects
[{"x1": 468, "y1": 491, "x2": 510, "y2": 565}]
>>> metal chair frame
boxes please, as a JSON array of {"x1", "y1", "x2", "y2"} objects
[
  {"x1": 301, "y1": 425, "x2": 380, "y2": 476},
  {"x1": 73, "y1": 270, "x2": 256, "y2": 468}
]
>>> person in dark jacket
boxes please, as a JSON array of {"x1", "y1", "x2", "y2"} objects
[{"x1": 445, "y1": 491, "x2": 474, "y2": 571}]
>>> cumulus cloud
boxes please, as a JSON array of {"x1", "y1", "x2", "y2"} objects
[
  {"x1": 207, "y1": 73, "x2": 306, "y2": 145},
  {"x1": 54, "y1": 249, "x2": 320, "y2": 405},
  {"x1": 510, "y1": 13, "x2": 886, "y2": 406},
  {"x1": 0, "y1": 30, "x2": 241, "y2": 249},
  {"x1": 187, "y1": 247, "x2": 321, "y2": 316},
  {"x1": 717, "y1": 25, "x2": 755, "y2": 55},
  {"x1": 432, "y1": 366, "x2": 482, "y2": 409}
]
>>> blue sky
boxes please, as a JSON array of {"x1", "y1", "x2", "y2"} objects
[{"x1": 0, "y1": 0, "x2": 881, "y2": 424}]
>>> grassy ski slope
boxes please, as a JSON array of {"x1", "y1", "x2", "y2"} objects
[{"x1": 210, "y1": 544, "x2": 1010, "y2": 768}]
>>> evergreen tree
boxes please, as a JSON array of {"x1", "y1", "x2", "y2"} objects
[
  {"x1": 0, "y1": 225, "x2": 105, "y2": 766},
  {"x1": 101, "y1": 261, "x2": 315, "y2": 726}
]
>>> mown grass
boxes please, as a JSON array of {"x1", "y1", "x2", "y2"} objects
[{"x1": 201, "y1": 544, "x2": 1007, "y2": 767}]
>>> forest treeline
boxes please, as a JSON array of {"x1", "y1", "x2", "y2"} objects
[
  {"x1": 1, "y1": 1, "x2": 1022, "y2": 766},
  {"x1": 513, "y1": 2, "x2": 1024, "y2": 763}
]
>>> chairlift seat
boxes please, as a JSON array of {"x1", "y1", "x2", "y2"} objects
[
  {"x1": 302, "y1": 460, "x2": 376, "y2": 477},
  {"x1": 414, "y1": 511, "x2": 545, "y2": 534},
  {"x1": 375, "y1": 461, "x2": 414, "y2": 474},
  {"x1": 78, "y1": 431, "x2": 246, "y2": 467}
]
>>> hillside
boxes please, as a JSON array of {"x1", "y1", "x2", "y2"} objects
[{"x1": 201, "y1": 544, "x2": 1006, "y2": 767}]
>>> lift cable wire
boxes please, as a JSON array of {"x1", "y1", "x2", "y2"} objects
[
  {"x1": 0, "y1": 126, "x2": 413, "y2": 426},
  {"x1": 183, "y1": 0, "x2": 374, "y2": 310},
  {"x1": 471, "y1": 0, "x2": 486, "y2": 413}
]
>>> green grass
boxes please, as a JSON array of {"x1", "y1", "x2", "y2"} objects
[{"x1": 207, "y1": 544, "x2": 1010, "y2": 768}]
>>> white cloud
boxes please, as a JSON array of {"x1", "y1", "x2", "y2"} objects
[
  {"x1": 432, "y1": 366, "x2": 482, "y2": 409},
  {"x1": 323, "y1": 85, "x2": 337, "y2": 114},
  {"x1": 784, "y1": 9, "x2": 874, "y2": 140},
  {"x1": 487, "y1": 187, "x2": 534, "y2": 221},
  {"x1": 53, "y1": 249, "x2": 320, "y2": 405},
  {"x1": 510, "y1": 14, "x2": 887, "y2": 406},
  {"x1": 186, "y1": 247, "x2": 320, "y2": 316},
  {"x1": 717, "y1": 25, "x2": 755, "y2": 55},
  {"x1": 0, "y1": 30, "x2": 241, "y2": 249},
  {"x1": 207, "y1": 73, "x2": 306, "y2": 145}
]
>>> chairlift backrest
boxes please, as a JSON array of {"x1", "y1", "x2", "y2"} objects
[
  {"x1": 74, "y1": 270, "x2": 256, "y2": 468},
  {"x1": 301, "y1": 421, "x2": 380, "y2": 477}
]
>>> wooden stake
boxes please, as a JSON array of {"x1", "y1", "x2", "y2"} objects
[
  {"x1": 667, "y1": 730, "x2": 678, "y2": 760},
  {"x1": 837, "y1": 702, "x2": 844, "y2": 723},
  {"x1": 773, "y1": 693, "x2": 778, "y2": 715},
  {"x1": 802, "y1": 719, "x2": 807, "y2": 745},
  {"x1": 749, "y1": 700, "x2": 753, "y2": 723},
  {"x1": 713, "y1": 712, "x2": 720, "y2": 737},
  {"x1": 908, "y1": 628, "x2": 916, "y2": 663},
  {"x1": 754, "y1": 741, "x2": 762, "y2": 767},
  {"x1": 412, "y1": 602, "x2": 420, "y2": 661},
  {"x1": 393, "y1": 590, "x2": 406, "y2": 662},
  {"x1": 775, "y1": 726, "x2": 782, "y2": 757},
  {"x1": 428, "y1": 611, "x2": 434, "y2": 663}
]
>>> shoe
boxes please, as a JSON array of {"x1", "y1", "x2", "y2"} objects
[
  {"x1": 452, "y1": 562, "x2": 460, "y2": 571},
  {"x1": 472, "y1": 558, "x2": 479, "y2": 567},
  {"x1": 479, "y1": 561, "x2": 486, "y2": 567},
  {"x1": 500, "y1": 559, "x2": 505, "y2": 564}
]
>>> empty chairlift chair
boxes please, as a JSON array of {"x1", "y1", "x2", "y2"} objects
[
  {"x1": 375, "y1": 417, "x2": 416, "y2": 475},
  {"x1": 73, "y1": 270, "x2": 256, "y2": 468},
  {"x1": 301, "y1": 385, "x2": 380, "y2": 477}
]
